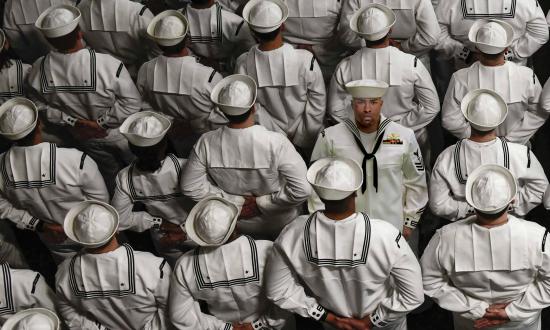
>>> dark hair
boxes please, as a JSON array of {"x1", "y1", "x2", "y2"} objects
[
  {"x1": 364, "y1": 34, "x2": 389, "y2": 47},
  {"x1": 252, "y1": 27, "x2": 281, "y2": 43},
  {"x1": 159, "y1": 38, "x2": 187, "y2": 55},
  {"x1": 46, "y1": 27, "x2": 80, "y2": 51},
  {"x1": 475, "y1": 206, "x2": 508, "y2": 220},
  {"x1": 225, "y1": 108, "x2": 253, "y2": 124},
  {"x1": 320, "y1": 193, "x2": 356, "y2": 214},
  {"x1": 129, "y1": 137, "x2": 169, "y2": 172},
  {"x1": 480, "y1": 50, "x2": 505, "y2": 61}
]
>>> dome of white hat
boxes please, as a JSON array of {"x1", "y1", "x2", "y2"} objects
[
  {"x1": 243, "y1": 0, "x2": 289, "y2": 34},
  {"x1": 1, "y1": 309, "x2": 60, "y2": 330},
  {"x1": 35, "y1": 5, "x2": 81, "y2": 39},
  {"x1": 219, "y1": 80, "x2": 254, "y2": 109},
  {"x1": 461, "y1": 89, "x2": 508, "y2": 132},
  {"x1": 147, "y1": 10, "x2": 189, "y2": 47},
  {"x1": 120, "y1": 111, "x2": 172, "y2": 147},
  {"x1": 468, "y1": 19, "x2": 513, "y2": 55},
  {"x1": 307, "y1": 157, "x2": 363, "y2": 201},
  {"x1": 64, "y1": 201, "x2": 119, "y2": 248},
  {"x1": 0, "y1": 98, "x2": 38, "y2": 141},
  {"x1": 350, "y1": 4, "x2": 395, "y2": 41},
  {"x1": 345, "y1": 79, "x2": 389, "y2": 99},
  {"x1": 12, "y1": 313, "x2": 55, "y2": 330},
  {"x1": 185, "y1": 197, "x2": 238, "y2": 246},
  {"x1": 211, "y1": 74, "x2": 257, "y2": 116},
  {"x1": 465, "y1": 164, "x2": 517, "y2": 214}
]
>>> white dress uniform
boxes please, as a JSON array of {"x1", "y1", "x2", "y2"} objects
[
  {"x1": 26, "y1": 48, "x2": 142, "y2": 191},
  {"x1": 112, "y1": 154, "x2": 194, "y2": 264},
  {"x1": 329, "y1": 46, "x2": 439, "y2": 159},
  {"x1": 137, "y1": 55, "x2": 226, "y2": 140},
  {"x1": 0, "y1": 142, "x2": 109, "y2": 260},
  {"x1": 266, "y1": 212, "x2": 424, "y2": 330},
  {"x1": 540, "y1": 77, "x2": 550, "y2": 127},
  {"x1": 280, "y1": 0, "x2": 346, "y2": 81},
  {"x1": 430, "y1": 138, "x2": 548, "y2": 221},
  {"x1": 2, "y1": 0, "x2": 77, "y2": 64},
  {"x1": 217, "y1": 0, "x2": 247, "y2": 13},
  {"x1": 442, "y1": 61, "x2": 543, "y2": 144},
  {"x1": 434, "y1": 0, "x2": 549, "y2": 67},
  {"x1": 421, "y1": 216, "x2": 550, "y2": 330},
  {"x1": 310, "y1": 117, "x2": 428, "y2": 232},
  {"x1": 181, "y1": 3, "x2": 255, "y2": 73},
  {"x1": 56, "y1": 244, "x2": 171, "y2": 330},
  {"x1": 181, "y1": 125, "x2": 311, "y2": 239},
  {"x1": 339, "y1": 0, "x2": 440, "y2": 59},
  {"x1": 0, "y1": 60, "x2": 31, "y2": 105},
  {"x1": 170, "y1": 236, "x2": 288, "y2": 329},
  {"x1": 77, "y1": 0, "x2": 161, "y2": 79},
  {"x1": 235, "y1": 44, "x2": 326, "y2": 149},
  {"x1": 0, "y1": 263, "x2": 56, "y2": 325}
]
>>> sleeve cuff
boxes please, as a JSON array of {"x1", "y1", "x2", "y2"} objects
[
  {"x1": 456, "y1": 46, "x2": 470, "y2": 61},
  {"x1": 252, "y1": 317, "x2": 268, "y2": 329},
  {"x1": 96, "y1": 116, "x2": 108, "y2": 129},
  {"x1": 404, "y1": 216, "x2": 420, "y2": 229},
  {"x1": 370, "y1": 310, "x2": 389, "y2": 328},
  {"x1": 26, "y1": 217, "x2": 41, "y2": 231},
  {"x1": 307, "y1": 304, "x2": 327, "y2": 321},
  {"x1": 63, "y1": 115, "x2": 78, "y2": 127},
  {"x1": 504, "y1": 49, "x2": 515, "y2": 61},
  {"x1": 460, "y1": 301, "x2": 490, "y2": 320},
  {"x1": 223, "y1": 323, "x2": 233, "y2": 330},
  {"x1": 151, "y1": 217, "x2": 162, "y2": 230},
  {"x1": 255, "y1": 194, "x2": 276, "y2": 214}
]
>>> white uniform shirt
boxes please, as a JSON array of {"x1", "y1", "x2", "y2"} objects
[
  {"x1": 430, "y1": 138, "x2": 548, "y2": 221},
  {"x1": 27, "y1": 48, "x2": 142, "y2": 133},
  {"x1": 217, "y1": 0, "x2": 247, "y2": 12},
  {"x1": 235, "y1": 44, "x2": 326, "y2": 148},
  {"x1": 56, "y1": 244, "x2": 171, "y2": 330},
  {"x1": 435, "y1": 0, "x2": 549, "y2": 64},
  {"x1": 265, "y1": 212, "x2": 424, "y2": 328},
  {"x1": 539, "y1": 76, "x2": 550, "y2": 129},
  {"x1": 0, "y1": 60, "x2": 31, "y2": 104},
  {"x1": 2, "y1": 0, "x2": 77, "y2": 64},
  {"x1": 181, "y1": 125, "x2": 311, "y2": 239},
  {"x1": 137, "y1": 55, "x2": 226, "y2": 135},
  {"x1": 329, "y1": 46, "x2": 439, "y2": 134},
  {"x1": 182, "y1": 3, "x2": 255, "y2": 62},
  {"x1": 170, "y1": 236, "x2": 287, "y2": 330},
  {"x1": 0, "y1": 143, "x2": 109, "y2": 230},
  {"x1": 0, "y1": 263, "x2": 56, "y2": 324},
  {"x1": 310, "y1": 118, "x2": 428, "y2": 230},
  {"x1": 78, "y1": 0, "x2": 160, "y2": 79},
  {"x1": 339, "y1": 0, "x2": 440, "y2": 56},
  {"x1": 442, "y1": 61, "x2": 543, "y2": 144},
  {"x1": 421, "y1": 216, "x2": 550, "y2": 329},
  {"x1": 113, "y1": 154, "x2": 192, "y2": 232}
]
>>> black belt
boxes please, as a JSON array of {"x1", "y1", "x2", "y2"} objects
[{"x1": 352, "y1": 132, "x2": 385, "y2": 193}]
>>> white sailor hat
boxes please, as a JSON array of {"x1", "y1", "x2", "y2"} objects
[
  {"x1": 185, "y1": 196, "x2": 239, "y2": 247},
  {"x1": 64, "y1": 201, "x2": 119, "y2": 248},
  {"x1": 0, "y1": 98, "x2": 38, "y2": 141},
  {"x1": 147, "y1": 10, "x2": 189, "y2": 47},
  {"x1": 307, "y1": 157, "x2": 363, "y2": 201},
  {"x1": 468, "y1": 19, "x2": 513, "y2": 55},
  {"x1": 345, "y1": 79, "x2": 389, "y2": 99},
  {"x1": 120, "y1": 111, "x2": 172, "y2": 147},
  {"x1": 461, "y1": 89, "x2": 508, "y2": 132},
  {"x1": 35, "y1": 5, "x2": 81, "y2": 39},
  {"x1": 1, "y1": 308, "x2": 60, "y2": 330},
  {"x1": 466, "y1": 164, "x2": 517, "y2": 214},
  {"x1": 243, "y1": 0, "x2": 288, "y2": 34},
  {"x1": 211, "y1": 74, "x2": 257, "y2": 116},
  {"x1": 350, "y1": 4, "x2": 395, "y2": 41}
]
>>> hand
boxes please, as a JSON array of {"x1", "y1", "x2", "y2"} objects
[
  {"x1": 402, "y1": 227, "x2": 413, "y2": 240},
  {"x1": 239, "y1": 196, "x2": 260, "y2": 219},
  {"x1": 71, "y1": 119, "x2": 107, "y2": 140},
  {"x1": 41, "y1": 223, "x2": 67, "y2": 244},
  {"x1": 389, "y1": 39, "x2": 402, "y2": 50},
  {"x1": 232, "y1": 323, "x2": 253, "y2": 330},
  {"x1": 326, "y1": 312, "x2": 373, "y2": 330},
  {"x1": 474, "y1": 304, "x2": 510, "y2": 329}
]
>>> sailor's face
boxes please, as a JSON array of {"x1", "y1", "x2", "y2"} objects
[{"x1": 352, "y1": 97, "x2": 383, "y2": 127}]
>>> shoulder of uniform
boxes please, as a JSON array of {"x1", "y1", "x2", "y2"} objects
[
  {"x1": 133, "y1": 249, "x2": 165, "y2": 265},
  {"x1": 275, "y1": 215, "x2": 308, "y2": 244},
  {"x1": 369, "y1": 218, "x2": 400, "y2": 236},
  {"x1": 386, "y1": 120, "x2": 415, "y2": 137},
  {"x1": 325, "y1": 122, "x2": 349, "y2": 135}
]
